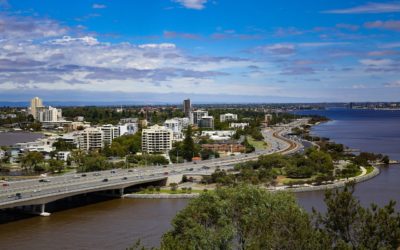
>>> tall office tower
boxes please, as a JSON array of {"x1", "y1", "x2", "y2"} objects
[
  {"x1": 29, "y1": 97, "x2": 44, "y2": 120},
  {"x1": 183, "y1": 99, "x2": 192, "y2": 117}
]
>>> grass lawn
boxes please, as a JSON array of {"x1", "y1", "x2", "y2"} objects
[
  {"x1": 248, "y1": 137, "x2": 268, "y2": 150},
  {"x1": 365, "y1": 166, "x2": 374, "y2": 174}
]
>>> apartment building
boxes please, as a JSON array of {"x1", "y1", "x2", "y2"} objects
[
  {"x1": 198, "y1": 116, "x2": 214, "y2": 129},
  {"x1": 220, "y1": 113, "x2": 238, "y2": 122},
  {"x1": 142, "y1": 125, "x2": 173, "y2": 153},
  {"x1": 78, "y1": 128, "x2": 104, "y2": 151}
]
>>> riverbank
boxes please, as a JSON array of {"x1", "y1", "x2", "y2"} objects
[
  {"x1": 123, "y1": 166, "x2": 380, "y2": 199},
  {"x1": 124, "y1": 193, "x2": 200, "y2": 199}
]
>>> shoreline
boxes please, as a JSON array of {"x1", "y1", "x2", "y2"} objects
[
  {"x1": 124, "y1": 118, "x2": 384, "y2": 199},
  {"x1": 123, "y1": 166, "x2": 381, "y2": 199}
]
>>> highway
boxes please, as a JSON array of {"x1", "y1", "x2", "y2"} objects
[{"x1": 0, "y1": 119, "x2": 307, "y2": 211}]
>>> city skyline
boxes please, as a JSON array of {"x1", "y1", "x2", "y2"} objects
[{"x1": 1, "y1": 0, "x2": 400, "y2": 103}]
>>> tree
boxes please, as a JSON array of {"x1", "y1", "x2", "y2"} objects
[
  {"x1": 53, "y1": 139, "x2": 76, "y2": 152},
  {"x1": 47, "y1": 159, "x2": 65, "y2": 173},
  {"x1": 20, "y1": 151, "x2": 44, "y2": 173},
  {"x1": 161, "y1": 185, "x2": 326, "y2": 249},
  {"x1": 182, "y1": 126, "x2": 196, "y2": 161},
  {"x1": 70, "y1": 149, "x2": 86, "y2": 168},
  {"x1": 313, "y1": 183, "x2": 400, "y2": 249},
  {"x1": 241, "y1": 136, "x2": 255, "y2": 153}
]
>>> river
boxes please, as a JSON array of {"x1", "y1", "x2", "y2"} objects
[
  {"x1": 0, "y1": 108, "x2": 399, "y2": 249},
  {"x1": 0, "y1": 132, "x2": 44, "y2": 146}
]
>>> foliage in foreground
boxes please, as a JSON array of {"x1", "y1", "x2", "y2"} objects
[{"x1": 131, "y1": 184, "x2": 400, "y2": 250}]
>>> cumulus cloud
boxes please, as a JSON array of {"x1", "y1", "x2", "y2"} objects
[
  {"x1": 0, "y1": 14, "x2": 68, "y2": 39},
  {"x1": 173, "y1": 0, "x2": 208, "y2": 10},
  {"x1": 47, "y1": 36, "x2": 100, "y2": 46},
  {"x1": 364, "y1": 20, "x2": 400, "y2": 31},
  {"x1": 324, "y1": 2, "x2": 400, "y2": 14}
]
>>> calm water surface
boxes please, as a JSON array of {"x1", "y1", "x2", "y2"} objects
[
  {"x1": 0, "y1": 132, "x2": 44, "y2": 146},
  {"x1": 0, "y1": 109, "x2": 399, "y2": 249}
]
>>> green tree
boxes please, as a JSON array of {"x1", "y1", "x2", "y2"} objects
[
  {"x1": 70, "y1": 149, "x2": 86, "y2": 168},
  {"x1": 182, "y1": 126, "x2": 196, "y2": 161},
  {"x1": 20, "y1": 151, "x2": 44, "y2": 173},
  {"x1": 47, "y1": 159, "x2": 65, "y2": 173},
  {"x1": 313, "y1": 183, "x2": 400, "y2": 249},
  {"x1": 53, "y1": 139, "x2": 76, "y2": 152},
  {"x1": 161, "y1": 185, "x2": 326, "y2": 249}
]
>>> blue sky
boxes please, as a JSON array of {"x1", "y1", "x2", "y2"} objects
[{"x1": 0, "y1": 0, "x2": 400, "y2": 103}]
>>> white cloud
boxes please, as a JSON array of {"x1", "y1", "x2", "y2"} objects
[
  {"x1": 324, "y1": 2, "x2": 400, "y2": 14},
  {"x1": 173, "y1": 0, "x2": 208, "y2": 10},
  {"x1": 359, "y1": 59, "x2": 393, "y2": 66},
  {"x1": 384, "y1": 81, "x2": 400, "y2": 88},
  {"x1": 92, "y1": 3, "x2": 106, "y2": 9},
  {"x1": 138, "y1": 43, "x2": 176, "y2": 49},
  {"x1": 364, "y1": 20, "x2": 400, "y2": 32},
  {"x1": 48, "y1": 36, "x2": 100, "y2": 46}
]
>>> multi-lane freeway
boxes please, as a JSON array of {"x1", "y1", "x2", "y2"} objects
[{"x1": 0, "y1": 119, "x2": 307, "y2": 213}]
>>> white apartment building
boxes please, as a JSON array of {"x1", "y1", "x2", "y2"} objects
[
  {"x1": 38, "y1": 106, "x2": 63, "y2": 122},
  {"x1": 142, "y1": 125, "x2": 173, "y2": 153},
  {"x1": 192, "y1": 110, "x2": 208, "y2": 125},
  {"x1": 198, "y1": 116, "x2": 214, "y2": 129},
  {"x1": 14, "y1": 138, "x2": 56, "y2": 153},
  {"x1": 57, "y1": 151, "x2": 71, "y2": 161},
  {"x1": 164, "y1": 119, "x2": 182, "y2": 134},
  {"x1": 119, "y1": 118, "x2": 139, "y2": 124},
  {"x1": 202, "y1": 130, "x2": 235, "y2": 140},
  {"x1": 120, "y1": 123, "x2": 138, "y2": 135},
  {"x1": 220, "y1": 113, "x2": 238, "y2": 122},
  {"x1": 100, "y1": 124, "x2": 120, "y2": 145},
  {"x1": 78, "y1": 128, "x2": 104, "y2": 151},
  {"x1": 229, "y1": 123, "x2": 249, "y2": 129},
  {"x1": 164, "y1": 118, "x2": 189, "y2": 142}
]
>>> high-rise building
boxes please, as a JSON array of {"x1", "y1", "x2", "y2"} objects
[
  {"x1": 78, "y1": 128, "x2": 104, "y2": 151},
  {"x1": 192, "y1": 110, "x2": 208, "y2": 125},
  {"x1": 142, "y1": 125, "x2": 173, "y2": 153},
  {"x1": 100, "y1": 124, "x2": 121, "y2": 145},
  {"x1": 38, "y1": 106, "x2": 62, "y2": 122},
  {"x1": 183, "y1": 99, "x2": 192, "y2": 118},
  {"x1": 198, "y1": 116, "x2": 214, "y2": 129},
  {"x1": 29, "y1": 97, "x2": 44, "y2": 120}
]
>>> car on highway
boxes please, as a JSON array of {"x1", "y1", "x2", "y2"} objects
[
  {"x1": 93, "y1": 173, "x2": 101, "y2": 176},
  {"x1": 81, "y1": 174, "x2": 87, "y2": 177},
  {"x1": 128, "y1": 169, "x2": 133, "y2": 172},
  {"x1": 2, "y1": 183, "x2": 9, "y2": 187},
  {"x1": 202, "y1": 166, "x2": 210, "y2": 170},
  {"x1": 163, "y1": 165, "x2": 168, "y2": 168},
  {"x1": 122, "y1": 177, "x2": 128, "y2": 180},
  {"x1": 39, "y1": 179, "x2": 50, "y2": 183},
  {"x1": 15, "y1": 193, "x2": 22, "y2": 199},
  {"x1": 102, "y1": 178, "x2": 108, "y2": 182},
  {"x1": 163, "y1": 172, "x2": 169, "y2": 175}
]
